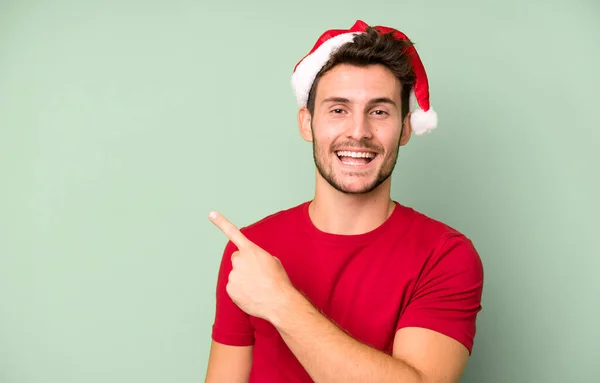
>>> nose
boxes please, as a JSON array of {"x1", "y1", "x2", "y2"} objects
[{"x1": 346, "y1": 113, "x2": 373, "y2": 141}]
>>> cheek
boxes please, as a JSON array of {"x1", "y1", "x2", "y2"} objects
[
  {"x1": 315, "y1": 115, "x2": 348, "y2": 136},
  {"x1": 312, "y1": 126, "x2": 337, "y2": 146},
  {"x1": 380, "y1": 133, "x2": 403, "y2": 152}
]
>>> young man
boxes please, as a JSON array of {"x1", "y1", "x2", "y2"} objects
[{"x1": 205, "y1": 20, "x2": 484, "y2": 383}]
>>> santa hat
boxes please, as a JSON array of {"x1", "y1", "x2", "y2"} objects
[{"x1": 291, "y1": 20, "x2": 438, "y2": 135}]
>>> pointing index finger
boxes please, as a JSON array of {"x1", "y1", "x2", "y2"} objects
[{"x1": 208, "y1": 211, "x2": 250, "y2": 249}]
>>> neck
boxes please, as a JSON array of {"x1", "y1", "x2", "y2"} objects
[{"x1": 309, "y1": 176, "x2": 395, "y2": 235}]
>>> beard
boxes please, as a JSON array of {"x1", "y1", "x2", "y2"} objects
[{"x1": 311, "y1": 133, "x2": 400, "y2": 195}]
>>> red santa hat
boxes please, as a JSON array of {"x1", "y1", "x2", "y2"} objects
[{"x1": 291, "y1": 20, "x2": 438, "y2": 135}]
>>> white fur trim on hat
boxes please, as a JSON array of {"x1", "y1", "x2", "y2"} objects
[{"x1": 291, "y1": 32, "x2": 363, "y2": 107}]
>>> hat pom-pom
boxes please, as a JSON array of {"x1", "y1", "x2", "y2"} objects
[{"x1": 410, "y1": 108, "x2": 438, "y2": 135}]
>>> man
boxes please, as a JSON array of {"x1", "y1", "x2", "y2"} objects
[{"x1": 205, "y1": 20, "x2": 484, "y2": 383}]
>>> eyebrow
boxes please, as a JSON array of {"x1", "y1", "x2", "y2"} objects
[{"x1": 321, "y1": 97, "x2": 397, "y2": 107}]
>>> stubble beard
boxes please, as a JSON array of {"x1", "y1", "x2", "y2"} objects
[{"x1": 311, "y1": 134, "x2": 400, "y2": 195}]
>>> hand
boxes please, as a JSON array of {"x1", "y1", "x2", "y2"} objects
[{"x1": 208, "y1": 210, "x2": 295, "y2": 322}]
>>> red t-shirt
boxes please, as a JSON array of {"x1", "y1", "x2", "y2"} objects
[{"x1": 211, "y1": 201, "x2": 484, "y2": 382}]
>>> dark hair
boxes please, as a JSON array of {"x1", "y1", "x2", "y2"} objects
[{"x1": 306, "y1": 26, "x2": 416, "y2": 122}]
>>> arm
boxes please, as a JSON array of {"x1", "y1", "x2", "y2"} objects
[
  {"x1": 271, "y1": 290, "x2": 467, "y2": 383},
  {"x1": 206, "y1": 238, "x2": 256, "y2": 382},
  {"x1": 270, "y1": 234, "x2": 483, "y2": 383},
  {"x1": 205, "y1": 341, "x2": 253, "y2": 383}
]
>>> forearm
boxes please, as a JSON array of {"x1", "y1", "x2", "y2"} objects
[{"x1": 270, "y1": 289, "x2": 424, "y2": 383}]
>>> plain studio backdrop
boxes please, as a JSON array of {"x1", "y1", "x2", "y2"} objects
[{"x1": 1, "y1": 0, "x2": 599, "y2": 382}]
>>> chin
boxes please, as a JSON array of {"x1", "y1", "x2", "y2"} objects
[
  {"x1": 338, "y1": 184, "x2": 380, "y2": 195},
  {"x1": 331, "y1": 175, "x2": 387, "y2": 195}
]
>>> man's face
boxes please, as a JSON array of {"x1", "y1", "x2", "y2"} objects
[{"x1": 302, "y1": 63, "x2": 411, "y2": 195}]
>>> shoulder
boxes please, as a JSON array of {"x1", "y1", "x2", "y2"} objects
[
  {"x1": 219, "y1": 202, "x2": 307, "y2": 255},
  {"x1": 237, "y1": 201, "x2": 308, "y2": 242},
  {"x1": 396, "y1": 203, "x2": 475, "y2": 245},
  {"x1": 396, "y1": 203, "x2": 463, "y2": 236},
  {"x1": 394, "y1": 203, "x2": 484, "y2": 274}
]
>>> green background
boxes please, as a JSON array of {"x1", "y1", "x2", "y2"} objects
[{"x1": 1, "y1": 0, "x2": 599, "y2": 382}]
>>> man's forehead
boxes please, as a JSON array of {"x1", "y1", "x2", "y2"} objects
[
  {"x1": 320, "y1": 96, "x2": 398, "y2": 107},
  {"x1": 317, "y1": 65, "x2": 402, "y2": 99}
]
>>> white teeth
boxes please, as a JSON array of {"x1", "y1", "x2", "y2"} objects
[{"x1": 335, "y1": 151, "x2": 375, "y2": 158}]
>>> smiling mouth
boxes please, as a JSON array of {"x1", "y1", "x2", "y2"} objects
[{"x1": 335, "y1": 150, "x2": 377, "y2": 166}]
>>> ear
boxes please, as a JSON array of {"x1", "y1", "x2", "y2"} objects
[
  {"x1": 400, "y1": 112, "x2": 412, "y2": 146},
  {"x1": 298, "y1": 107, "x2": 313, "y2": 142}
]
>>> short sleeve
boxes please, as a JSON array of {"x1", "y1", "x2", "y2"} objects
[
  {"x1": 396, "y1": 233, "x2": 484, "y2": 354},
  {"x1": 211, "y1": 240, "x2": 255, "y2": 346}
]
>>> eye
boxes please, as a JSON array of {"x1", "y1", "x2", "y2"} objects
[
  {"x1": 331, "y1": 108, "x2": 346, "y2": 114},
  {"x1": 371, "y1": 109, "x2": 388, "y2": 116}
]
